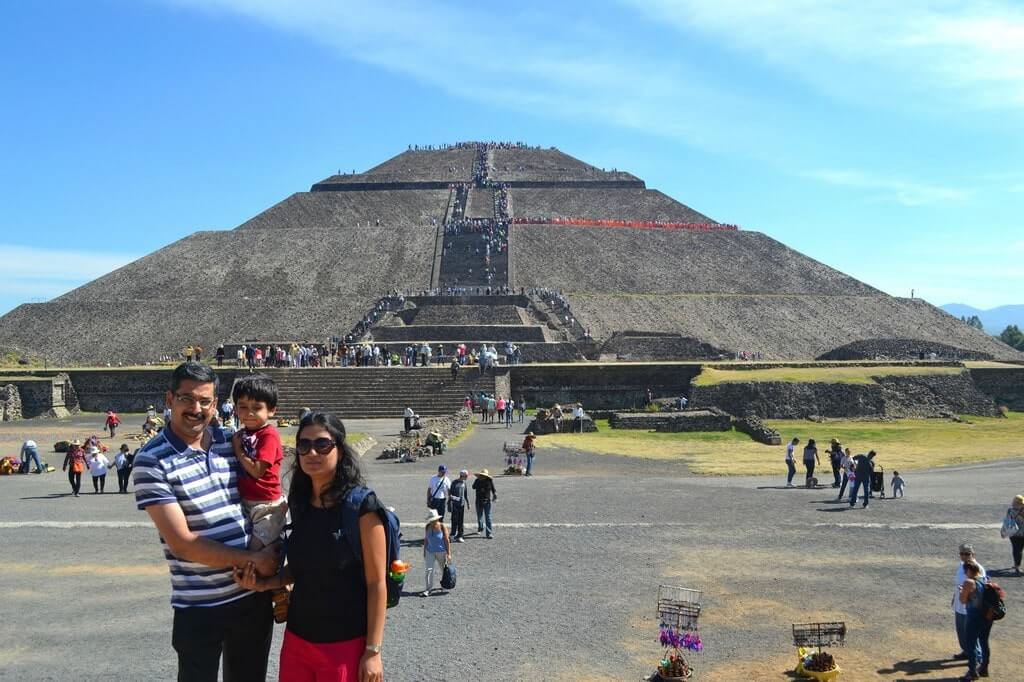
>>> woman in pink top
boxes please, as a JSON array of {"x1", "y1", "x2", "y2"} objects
[{"x1": 496, "y1": 397, "x2": 506, "y2": 422}]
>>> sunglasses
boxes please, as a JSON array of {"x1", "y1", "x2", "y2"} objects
[{"x1": 296, "y1": 437, "x2": 336, "y2": 456}]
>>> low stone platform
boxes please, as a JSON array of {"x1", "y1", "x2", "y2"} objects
[{"x1": 610, "y1": 408, "x2": 731, "y2": 432}]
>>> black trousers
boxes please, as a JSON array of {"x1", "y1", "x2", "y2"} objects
[
  {"x1": 92, "y1": 474, "x2": 106, "y2": 492},
  {"x1": 117, "y1": 468, "x2": 131, "y2": 492},
  {"x1": 450, "y1": 504, "x2": 465, "y2": 538},
  {"x1": 1011, "y1": 536, "x2": 1024, "y2": 567},
  {"x1": 172, "y1": 592, "x2": 273, "y2": 682},
  {"x1": 67, "y1": 470, "x2": 82, "y2": 494}
]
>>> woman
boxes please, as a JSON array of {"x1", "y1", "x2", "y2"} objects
[
  {"x1": 1002, "y1": 495, "x2": 1024, "y2": 575},
  {"x1": 422, "y1": 510, "x2": 452, "y2": 597},
  {"x1": 802, "y1": 438, "x2": 820, "y2": 487},
  {"x1": 958, "y1": 561, "x2": 991, "y2": 680},
  {"x1": 114, "y1": 444, "x2": 132, "y2": 494},
  {"x1": 233, "y1": 411, "x2": 386, "y2": 682},
  {"x1": 87, "y1": 446, "x2": 110, "y2": 494},
  {"x1": 62, "y1": 439, "x2": 87, "y2": 497}
]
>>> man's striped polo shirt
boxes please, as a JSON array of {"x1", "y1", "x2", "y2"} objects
[{"x1": 134, "y1": 424, "x2": 252, "y2": 608}]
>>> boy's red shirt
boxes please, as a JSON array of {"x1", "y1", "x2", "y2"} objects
[{"x1": 237, "y1": 422, "x2": 283, "y2": 501}]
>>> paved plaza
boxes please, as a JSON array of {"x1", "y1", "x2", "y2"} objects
[{"x1": 1, "y1": 413, "x2": 1022, "y2": 681}]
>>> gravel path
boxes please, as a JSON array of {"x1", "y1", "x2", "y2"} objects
[{"x1": 1, "y1": 415, "x2": 1022, "y2": 681}]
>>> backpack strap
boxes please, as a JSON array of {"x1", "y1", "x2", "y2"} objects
[{"x1": 340, "y1": 485, "x2": 370, "y2": 560}]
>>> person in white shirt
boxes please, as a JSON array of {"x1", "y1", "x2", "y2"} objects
[
  {"x1": 572, "y1": 403, "x2": 585, "y2": 433},
  {"x1": 86, "y1": 446, "x2": 111, "y2": 494},
  {"x1": 953, "y1": 543, "x2": 985, "y2": 663},
  {"x1": 404, "y1": 406, "x2": 415, "y2": 433},
  {"x1": 785, "y1": 437, "x2": 799, "y2": 488},
  {"x1": 427, "y1": 465, "x2": 451, "y2": 522}
]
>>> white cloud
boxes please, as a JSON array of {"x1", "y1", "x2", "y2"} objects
[
  {"x1": 632, "y1": 0, "x2": 1024, "y2": 111},
  {"x1": 0, "y1": 244, "x2": 138, "y2": 305},
  {"x1": 804, "y1": 168, "x2": 971, "y2": 206}
]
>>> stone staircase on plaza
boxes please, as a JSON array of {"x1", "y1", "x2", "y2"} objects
[{"x1": 262, "y1": 367, "x2": 496, "y2": 419}]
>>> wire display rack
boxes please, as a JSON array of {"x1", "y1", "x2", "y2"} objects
[
  {"x1": 792, "y1": 622, "x2": 847, "y2": 651},
  {"x1": 657, "y1": 585, "x2": 702, "y2": 632}
]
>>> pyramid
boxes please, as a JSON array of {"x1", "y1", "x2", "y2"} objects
[{"x1": 0, "y1": 142, "x2": 1017, "y2": 365}]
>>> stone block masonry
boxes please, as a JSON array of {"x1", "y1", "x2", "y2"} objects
[{"x1": 610, "y1": 408, "x2": 732, "y2": 432}]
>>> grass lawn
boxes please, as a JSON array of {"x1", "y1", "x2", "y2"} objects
[
  {"x1": 537, "y1": 414, "x2": 1024, "y2": 475},
  {"x1": 693, "y1": 365, "x2": 965, "y2": 386},
  {"x1": 347, "y1": 432, "x2": 370, "y2": 447}
]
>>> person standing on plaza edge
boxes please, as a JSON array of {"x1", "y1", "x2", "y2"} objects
[
  {"x1": 958, "y1": 560, "x2": 993, "y2": 680},
  {"x1": 522, "y1": 432, "x2": 537, "y2": 477},
  {"x1": 952, "y1": 544, "x2": 985, "y2": 665},
  {"x1": 448, "y1": 469, "x2": 469, "y2": 542},
  {"x1": 427, "y1": 464, "x2": 451, "y2": 522},
  {"x1": 133, "y1": 362, "x2": 279, "y2": 682},
  {"x1": 802, "y1": 438, "x2": 819, "y2": 487},
  {"x1": 837, "y1": 447, "x2": 854, "y2": 500},
  {"x1": 473, "y1": 469, "x2": 497, "y2": 538},
  {"x1": 1001, "y1": 495, "x2": 1024, "y2": 575},
  {"x1": 62, "y1": 439, "x2": 86, "y2": 497},
  {"x1": 827, "y1": 438, "x2": 843, "y2": 488},
  {"x1": 233, "y1": 411, "x2": 387, "y2": 682},
  {"x1": 784, "y1": 437, "x2": 799, "y2": 488}
]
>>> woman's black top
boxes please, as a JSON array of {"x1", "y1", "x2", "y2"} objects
[{"x1": 286, "y1": 492, "x2": 380, "y2": 643}]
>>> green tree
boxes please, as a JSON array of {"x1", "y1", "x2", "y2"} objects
[
  {"x1": 965, "y1": 315, "x2": 985, "y2": 330},
  {"x1": 998, "y1": 324, "x2": 1024, "y2": 350}
]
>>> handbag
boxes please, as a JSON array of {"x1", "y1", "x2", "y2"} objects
[
  {"x1": 440, "y1": 562, "x2": 457, "y2": 590},
  {"x1": 1001, "y1": 511, "x2": 1021, "y2": 539}
]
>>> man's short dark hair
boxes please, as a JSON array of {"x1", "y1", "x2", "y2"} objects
[
  {"x1": 170, "y1": 362, "x2": 219, "y2": 394},
  {"x1": 232, "y1": 374, "x2": 279, "y2": 409}
]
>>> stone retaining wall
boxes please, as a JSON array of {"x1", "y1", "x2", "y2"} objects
[
  {"x1": 0, "y1": 384, "x2": 21, "y2": 421},
  {"x1": 510, "y1": 364, "x2": 701, "y2": 410},
  {"x1": 610, "y1": 409, "x2": 731, "y2": 432},
  {"x1": 970, "y1": 367, "x2": 1024, "y2": 411}
]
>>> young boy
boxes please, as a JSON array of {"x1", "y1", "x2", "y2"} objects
[
  {"x1": 232, "y1": 374, "x2": 287, "y2": 550},
  {"x1": 891, "y1": 471, "x2": 906, "y2": 498}
]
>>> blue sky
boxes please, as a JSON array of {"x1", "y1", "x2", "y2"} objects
[{"x1": 2, "y1": 0, "x2": 1022, "y2": 315}]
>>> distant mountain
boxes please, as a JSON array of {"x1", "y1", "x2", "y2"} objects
[{"x1": 941, "y1": 303, "x2": 1024, "y2": 335}]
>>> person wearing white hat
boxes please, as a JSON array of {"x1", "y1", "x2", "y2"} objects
[
  {"x1": 87, "y1": 446, "x2": 111, "y2": 494},
  {"x1": 422, "y1": 509, "x2": 451, "y2": 596}
]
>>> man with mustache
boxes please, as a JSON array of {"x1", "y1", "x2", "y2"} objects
[{"x1": 134, "y1": 362, "x2": 279, "y2": 681}]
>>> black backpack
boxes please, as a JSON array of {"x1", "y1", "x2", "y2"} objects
[
  {"x1": 341, "y1": 486, "x2": 404, "y2": 608},
  {"x1": 982, "y1": 580, "x2": 1007, "y2": 621}
]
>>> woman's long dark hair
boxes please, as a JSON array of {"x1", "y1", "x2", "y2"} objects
[{"x1": 288, "y1": 411, "x2": 365, "y2": 518}]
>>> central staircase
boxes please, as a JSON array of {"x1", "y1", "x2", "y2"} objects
[{"x1": 262, "y1": 367, "x2": 496, "y2": 419}]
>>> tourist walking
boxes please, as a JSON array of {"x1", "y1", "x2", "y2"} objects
[
  {"x1": 848, "y1": 451, "x2": 876, "y2": 507},
  {"x1": 952, "y1": 543, "x2": 985, "y2": 664},
  {"x1": 473, "y1": 469, "x2": 497, "y2": 538},
  {"x1": 449, "y1": 470, "x2": 469, "y2": 541},
  {"x1": 114, "y1": 444, "x2": 132, "y2": 493},
  {"x1": 232, "y1": 411, "x2": 387, "y2": 682},
  {"x1": 958, "y1": 560, "x2": 992, "y2": 680},
  {"x1": 134, "y1": 363, "x2": 278, "y2": 681},
  {"x1": 105, "y1": 410, "x2": 121, "y2": 438},
  {"x1": 427, "y1": 465, "x2": 451, "y2": 522},
  {"x1": 517, "y1": 398, "x2": 526, "y2": 423},
  {"x1": 422, "y1": 510, "x2": 452, "y2": 596},
  {"x1": 1001, "y1": 495, "x2": 1024, "y2": 575},
  {"x1": 802, "y1": 438, "x2": 819, "y2": 487},
  {"x1": 505, "y1": 399, "x2": 514, "y2": 427},
  {"x1": 523, "y1": 432, "x2": 537, "y2": 476},
  {"x1": 20, "y1": 439, "x2": 44, "y2": 474},
  {"x1": 87, "y1": 446, "x2": 110, "y2": 493},
  {"x1": 486, "y1": 395, "x2": 497, "y2": 423},
  {"x1": 62, "y1": 439, "x2": 86, "y2": 497}
]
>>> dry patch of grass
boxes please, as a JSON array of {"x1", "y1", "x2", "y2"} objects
[
  {"x1": 538, "y1": 414, "x2": 1024, "y2": 474},
  {"x1": 693, "y1": 365, "x2": 964, "y2": 386}
]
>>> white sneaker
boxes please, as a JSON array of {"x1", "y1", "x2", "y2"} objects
[{"x1": 786, "y1": 483, "x2": 795, "y2": 488}]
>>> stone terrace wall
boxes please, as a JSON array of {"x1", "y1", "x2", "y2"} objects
[
  {"x1": 57, "y1": 226, "x2": 435, "y2": 304},
  {"x1": 512, "y1": 227, "x2": 879, "y2": 296},
  {"x1": 598, "y1": 333, "x2": 729, "y2": 361},
  {"x1": 236, "y1": 190, "x2": 451, "y2": 229},
  {"x1": 60, "y1": 369, "x2": 243, "y2": 413},
  {"x1": 489, "y1": 148, "x2": 640, "y2": 184},
  {"x1": 970, "y1": 367, "x2": 1024, "y2": 410},
  {"x1": 565, "y1": 295, "x2": 1022, "y2": 361},
  {"x1": 818, "y1": 338, "x2": 997, "y2": 361},
  {"x1": 402, "y1": 305, "x2": 525, "y2": 326},
  {"x1": 510, "y1": 364, "x2": 701, "y2": 409},
  {"x1": 512, "y1": 187, "x2": 712, "y2": 223},
  {"x1": 690, "y1": 371, "x2": 999, "y2": 418}
]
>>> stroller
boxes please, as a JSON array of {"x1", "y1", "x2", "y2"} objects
[{"x1": 870, "y1": 466, "x2": 886, "y2": 499}]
